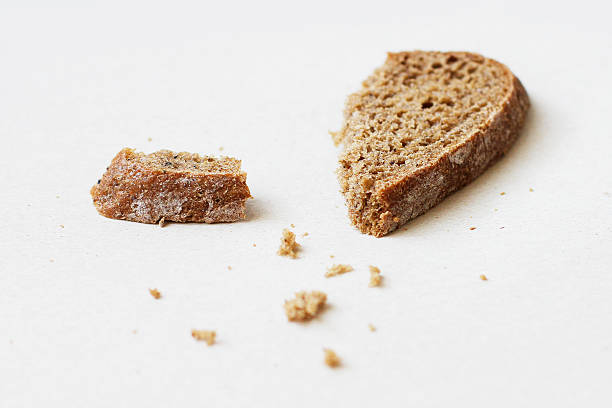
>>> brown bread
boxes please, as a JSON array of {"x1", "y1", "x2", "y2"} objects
[
  {"x1": 91, "y1": 148, "x2": 251, "y2": 224},
  {"x1": 334, "y1": 51, "x2": 529, "y2": 237}
]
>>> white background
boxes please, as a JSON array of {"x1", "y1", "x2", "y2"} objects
[{"x1": 1, "y1": 1, "x2": 611, "y2": 406}]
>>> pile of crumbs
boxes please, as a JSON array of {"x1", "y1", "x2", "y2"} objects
[
  {"x1": 323, "y1": 349, "x2": 341, "y2": 368},
  {"x1": 149, "y1": 288, "x2": 162, "y2": 299},
  {"x1": 284, "y1": 291, "x2": 327, "y2": 322},
  {"x1": 325, "y1": 264, "x2": 353, "y2": 278},
  {"x1": 191, "y1": 329, "x2": 216, "y2": 346},
  {"x1": 277, "y1": 228, "x2": 300, "y2": 258},
  {"x1": 368, "y1": 266, "x2": 383, "y2": 287}
]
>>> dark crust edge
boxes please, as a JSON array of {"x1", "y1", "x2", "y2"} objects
[{"x1": 354, "y1": 59, "x2": 530, "y2": 237}]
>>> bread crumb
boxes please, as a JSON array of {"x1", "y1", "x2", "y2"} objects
[
  {"x1": 227, "y1": 265, "x2": 232, "y2": 270},
  {"x1": 149, "y1": 288, "x2": 162, "y2": 299},
  {"x1": 368, "y1": 265, "x2": 383, "y2": 287},
  {"x1": 329, "y1": 255, "x2": 335, "y2": 258},
  {"x1": 252, "y1": 243, "x2": 256, "y2": 247},
  {"x1": 158, "y1": 217, "x2": 167, "y2": 228},
  {"x1": 480, "y1": 274, "x2": 488, "y2": 281},
  {"x1": 290, "y1": 223, "x2": 295, "y2": 228},
  {"x1": 469, "y1": 227, "x2": 476, "y2": 230},
  {"x1": 368, "y1": 323, "x2": 376, "y2": 332},
  {"x1": 191, "y1": 329, "x2": 216, "y2": 346},
  {"x1": 284, "y1": 291, "x2": 327, "y2": 322},
  {"x1": 323, "y1": 348, "x2": 341, "y2": 368},
  {"x1": 219, "y1": 146, "x2": 224, "y2": 151},
  {"x1": 147, "y1": 137, "x2": 152, "y2": 142},
  {"x1": 325, "y1": 264, "x2": 353, "y2": 278},
  {"x1": 278, "y1": 229, "x2": 300, "y2": 258},
  {"x1": 529, "y1": 188, "x2": 534, "y2": 192},
  {"x1": 302, "y1": 232, "x2": 309, "y2": 237},
  {"x1": 500, "y1": 192, "x2": 506, "y2": 196},
  {"x1": 59, "y1": 224, "x2": 64, "y2": 228}
]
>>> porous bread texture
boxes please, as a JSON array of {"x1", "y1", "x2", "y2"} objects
[
  {"x1": 325, "y1": 264, "x2": 353, "y2": 278},
  {"x1": 284, "y1": 291, "x2": 327, "y2": 322},
  {"x1": 277, "y1": 229, "x2": 300, "y2": 258},
  {"x1": 91, "y1": 148, "x2": 251, "y2": 224},
  {"x1": 334, "y1": 51, "x2": 530, "y2": 237}
]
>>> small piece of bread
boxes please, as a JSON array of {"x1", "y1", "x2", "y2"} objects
[
  {"x1": 334, "y1": 51, "x2": 529, "y2": 237},
  {"x1": 284, "y1": 291, "x2": 327, "y2": 322},
  {"x1": 191, "y1": 329, "x2": 216, "y2": 345},
  {"x1": 368, "y1": 323, "x2": 376, "y2": 332},
  {"x1": 325, "y1": 264, "x2": 353, "y2": 278},
  {"x1": 323, "y1": 349, "x2": 341, "y2": 368},
  {"x1": 91, "y1": 148, "x2": 251, "y2": 224},
  {"x1": 149, "y1": 288, "x2": 162, "y2": 299},
  {"x1": 368, "y1": 265, "x2": 383, "y2": 287},
  {"x1": 278, "y1": 228, "x2": 300, "y2": 258}
]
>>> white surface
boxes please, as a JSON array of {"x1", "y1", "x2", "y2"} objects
[{"x1": 1, "y1": 1, "x2": 611, "y2": 406}]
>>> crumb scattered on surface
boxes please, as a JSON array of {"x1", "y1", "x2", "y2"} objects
[
  {"x1": 480, "y1": 274, "x2": 488, "y2": 281},
  {"x1": 290, "y1": 223, "x2": 295, "y2": 228},
  {"x1": 149, "y1": 288, "x2": 162, "y2": 299},
  {"x1": 59, "y1": 224, "x2": 64, "y2": 228},
  {"x1": 158, "y1": 217, "x2": 166, "y2": 228},
  {"x1": 302, "y1": 232, "x2": 309, "y2": 237},
  {"x1": 324, "y1": 349, "x2": 341, "y2": 368},
  {"x1": 284, "y1": 291, "x2": 327, "y2": 322},
  {"x1": 368, "y1": 323, "x2": 376, "y2": 332},
  {"x1": 49, "y1": 259, "x2": 54, "y2": 263},
  {"x1": 469, "y1": 227, "x2": 476, "y2": 230},
  {"x1": 325, "y1": 264, "x2": 353, "y2": 278},
  {"x1": 500, "y1": 192, "x2": 506, "y2": 196},
  {"x1": 330, "y1": 255, "x2": 335, "y2": 258},
  {"x1": 219, "y1": 146, "x2": 224, "y2": 151},
  {"x1": 253, "y1": 243, "x2": 256, "y2": 247},
  {"x1": 368, "y1": 265, "x2": 383, "y2": 287},
  {"x1": 227, "y1": 265, "x2": 232, "y2": 270},
  {"x1": 529, "y1": 188, "x2": 534, "y2": 192},
  {"x1": 147, "y1": 137, "x2": 152, "y2": 142},
  {"x1": 278, "y1": 229, "x2": 301, "y2": 258},
  {"x1": 191, "y1": 329, "x2": 216, "y2": 346}
]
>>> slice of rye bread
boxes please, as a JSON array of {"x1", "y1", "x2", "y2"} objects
[
  {"x1": 333, "y1": 51, "x2": 530, "y2": 237},
  {"x1": 91, "y1": 148, "x2": 251, "y2": 224}
]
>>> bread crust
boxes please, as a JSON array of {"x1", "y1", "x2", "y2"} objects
[
  {"x1": 339, "y1": 52, "x2": 530, "y2": 237},
  {"x1": 91, "y1": 148, "x2": 251, "y2": 224}
]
